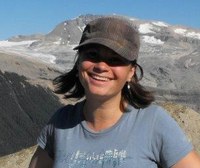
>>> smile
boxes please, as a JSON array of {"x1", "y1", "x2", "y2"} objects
[{"x1": 89, "y1": 74, "x2": 111, "y2": 81}]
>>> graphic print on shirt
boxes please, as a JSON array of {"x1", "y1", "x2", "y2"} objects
[{"x1": 56, "y1": 149, "x2": 127, "y2": 168}]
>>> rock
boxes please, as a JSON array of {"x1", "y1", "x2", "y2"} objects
[
  {"x1": 161, "y1": 102, "x2": 200, "y2": 154},
  {"x1": 0, "y1": 146, "x2": 37, "y2": 168}
]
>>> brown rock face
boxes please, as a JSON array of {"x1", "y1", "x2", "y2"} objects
[{"x1": 161, "y1": 102, "x2": 200, "y2": 154}]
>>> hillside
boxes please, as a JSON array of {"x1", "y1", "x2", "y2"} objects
[{"x1": 0, "y1": 53, "x2": 64, "y2": 156}]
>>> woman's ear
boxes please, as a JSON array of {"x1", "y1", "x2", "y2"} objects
[{"x1": 127, "y1": 67, "x2": 136, "y2": 82}]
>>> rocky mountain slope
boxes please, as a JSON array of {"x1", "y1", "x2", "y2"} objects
[
  {"x1": 7, "y1": 14, "x2": 200, "y2": 111},
  {"x1": 0, "y1": 53, "x2": 64, "y2": 156}
]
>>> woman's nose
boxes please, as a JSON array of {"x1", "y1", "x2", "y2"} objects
[{"x1": 93, "y1": 61, "x2": 109, "y2": 73}]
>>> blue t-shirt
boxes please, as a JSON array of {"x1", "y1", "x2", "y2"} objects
[{"x1": 37, "y1": 100, "x2": 193, "y2": 168}]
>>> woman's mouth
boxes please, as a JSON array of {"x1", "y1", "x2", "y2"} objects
[{"x1": 89, "y1": 73, "x2": 111, "y2": 81}]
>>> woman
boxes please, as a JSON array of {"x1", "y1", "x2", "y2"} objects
[{"x1": 29, "y1": 16, "x2": 200, "y2": 168}]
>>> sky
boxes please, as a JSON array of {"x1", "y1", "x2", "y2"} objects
[{"x1": 0, "y1": 0, "x2": 200, "y2": 40}]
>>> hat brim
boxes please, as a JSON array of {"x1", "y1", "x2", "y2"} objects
[{"x1": 73, "y1": 38, "x2": 137, "y2": 61}]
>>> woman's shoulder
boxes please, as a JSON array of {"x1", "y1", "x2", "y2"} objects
[
  {"x1": 140, "y1": 104, "x2": 184, "y2": 135},
  {"x1": 141, "y1": 103, "x2": 171, "y2": 119},
  {"x1": 129, "y1": 103, "x2": 175, "y2": 126},
  {"x1": 142, "y1": 103, "x2": 165, "y2": 112},
  {"x1": 48, "y1": 100, "x2": 85, "y2": 128}
]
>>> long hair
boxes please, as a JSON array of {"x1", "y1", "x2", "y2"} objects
[
  {"x1": 53, "y1": 59, "x2": 85, "y2": 99},
  {"x1": 53, "y1": 54, "x2": 154, "y2": 109},
  {"x1": 122, "y1": 62, "x2": 155, "y2": 108}
]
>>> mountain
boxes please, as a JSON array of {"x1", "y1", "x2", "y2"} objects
[
  {"x1": 5, "y1": 14, "x2": 200, "y2": 111},
  {"x1": 0, "y1": 14, "x2": 200, "y2": 157}
]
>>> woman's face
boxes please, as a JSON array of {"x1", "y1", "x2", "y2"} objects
[{"x1": 78, "y1": 45, "x2": 135, "y2": 100}]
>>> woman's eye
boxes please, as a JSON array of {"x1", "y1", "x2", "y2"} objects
[
  {"x1": 108, "y1": 58, "x2": 130, "y2": 66},
  {"x1": 83, "y1": 52, "x2": 99, "y2": 62},
  {"x1": 108, "y1": 58, "x2": 121, "y2": 65}
]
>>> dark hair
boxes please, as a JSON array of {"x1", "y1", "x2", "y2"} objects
[
  {"x1": 53, "y1": 59, "x2": 85, "y2": 99},
  {"x1": 53, "y1": 53, "x2": 154, "y2": 109},
  {"x1": 122, "y1": 62, "x2": 155, "y2": 108}
]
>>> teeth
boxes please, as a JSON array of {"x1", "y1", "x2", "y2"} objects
[{"x1": 91, "y1": 75, "x2": 110, "y2": 81}]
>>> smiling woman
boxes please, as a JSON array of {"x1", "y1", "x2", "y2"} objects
[
  {"x1": 29, "y1": 16, "x2": 200, "y2": 168},
  {"x1": 78, "y1": 45, "x2": 135, "y2": 102}
]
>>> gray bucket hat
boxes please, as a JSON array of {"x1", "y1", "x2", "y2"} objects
[{"x1": 73, "y1": 16, "x2": 140, "y2": 61}]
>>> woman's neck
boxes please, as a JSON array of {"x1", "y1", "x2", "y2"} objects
[{"x1": 83, "y1": 95, "x2": 125, "y2": 132}]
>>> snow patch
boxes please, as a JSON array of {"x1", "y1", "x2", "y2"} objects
[
  {"x1": 82, "y1": 25, "x2": 86, "y2": 30},
  {"x1": 187, "y1": 32, "x2": 200, "y2": 39},
  {"x1": 129, "y1": 18, "x2": 136, "y2": 21},
  {"x1": 143, "y1": 36, "x2": 164, "y2": 45},
  {"x1": 174, "y1": 28, "x2": 200, "y2": 39},
  {"x1": 77, "y1": 26, "x2": 83, "y2": 32},
  {"x1": 53, "y1": 38, "x2": 62, "y2": 45},
  {"x1": 152, "y1": 21, "x2": 168, "y2": 27},
  {"x1": 0, "y1": 40, "x2": 56, "y2": 64},
  {"x1": 139, "y1": 23, "x2": 155, "y2": 34},
  {"x1": 174, "y1": 28, "x2": 187, "y2": 35},
  {"x1": 0, "y1": 40, "x2": 35, "y2": 47}
]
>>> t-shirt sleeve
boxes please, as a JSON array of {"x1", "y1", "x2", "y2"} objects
[
  {"x1": 151, "y1": 106, "x2": 193, "y2": 168},
  {"x1": 36, "y1": 104, "x2": 76, "y2": 159},
  {"x1": 37, "y1": 123, "x2": 54, "y2": 158},
  {"x1": 37, "y1": 108, "x2": 61, "y2": 159}
]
